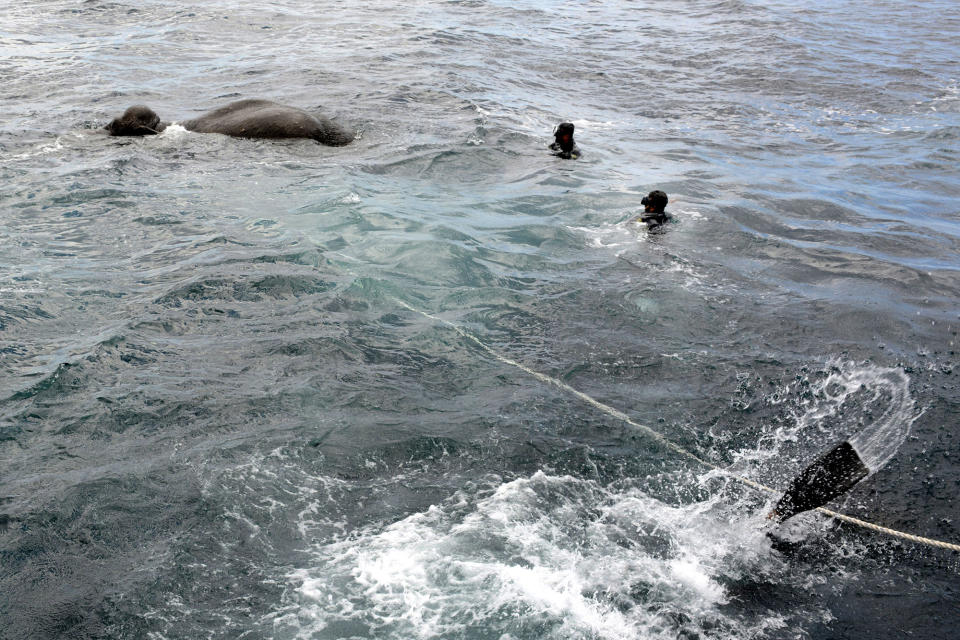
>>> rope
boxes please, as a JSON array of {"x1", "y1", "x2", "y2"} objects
[
  {"x1": 393, "y1": 297, "x2": 960, "y2": 553},
  {"x1": 816, "y1": 508, "x2": 960, "y2": 552}
]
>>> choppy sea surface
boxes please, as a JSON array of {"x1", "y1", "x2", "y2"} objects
[{"x1": 2, "y1": 1, "x2": 959, "y2": 638}]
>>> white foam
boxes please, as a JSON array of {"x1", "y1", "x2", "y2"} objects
[
  {"x1": 161, "y1": 123, "x2": 188, "y2": 135},
  {"x1": 567, "y1": 221, "x2": 641, "y2": 251},
  {"x1": 669, "y1": 558, "x2": 725, "y2": 602},
  {"x1": 8, "y1": 135, "x2": 68, "y2": 160},
  {"x1": 279, "y1": 471, "x2": 810, "y2": 640},
  {"x1": 570, "y1": 119, "x2": 619, "y2": 130},
  {"x1": 680, "y1": 207, "x2": 708, "y2": 221}
]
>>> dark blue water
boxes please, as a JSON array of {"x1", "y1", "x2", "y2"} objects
[{"x1": 2, "y1": 1, "x2": 958, "y2": 638}]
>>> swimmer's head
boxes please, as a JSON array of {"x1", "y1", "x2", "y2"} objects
[
  {"x1": 106, "y1": 105, "x2": 166, "y2": 136},
  {"x1": 553, "y1": 122, "x2": 575, "y2": 152},
  {"x1": 641, "y1": 190, "x2": 668, "y2": 213}
]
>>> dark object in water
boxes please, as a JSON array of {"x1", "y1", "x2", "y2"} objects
[
  {"x1": 106, "y1": 99, "x2": 354, "y2": 145},
  {"x1": 641, "y1": 190, "x2": 668, "y2": 213},
  {"x1": 769, "y1": 440, "x2": 870, "y2": 522},
  {"x1": 639, "y1": 211, "x2": 672, "y2": 228},
  {"x1": 549, "y1": 122, "x2": 580, "y2": 159},
  {"x1": 638, "y1": 190, "x2": 671, "y2": 228},
  {"x1": 106, "y1": 105, "x2": 165, "y2": 136}
]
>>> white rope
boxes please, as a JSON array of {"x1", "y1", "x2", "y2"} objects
[{"x1": 393, "y1": 297, "x2": 960, "y2": 554}]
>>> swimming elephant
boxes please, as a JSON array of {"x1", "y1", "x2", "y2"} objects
[
  {"x1": 106, "y1": 99, "x2": 353, "y2": 145},
  {"x1": 106, "y1": 105, "x2": 165, "y2": 136}
]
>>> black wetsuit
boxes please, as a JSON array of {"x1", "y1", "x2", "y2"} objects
[
  {"x1": 549, "y1": 141, "x2": 581, "y2": 160},
  {"x1": 640, "y1": 211, "x2": 671, "y2": 229}
]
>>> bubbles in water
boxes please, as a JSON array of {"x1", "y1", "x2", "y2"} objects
[{"x1": 279, "y1": 471, "x2": 816, "y2": 640}]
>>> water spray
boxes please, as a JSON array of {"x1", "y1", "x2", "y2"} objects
[
  {"x1": 386, "y1": 293, "x2": 960, "y2": 552},
  {"x1": 769, "y1": 366, "x2": 917, "y2": 522}
]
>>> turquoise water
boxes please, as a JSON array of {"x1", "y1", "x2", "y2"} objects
[{"x1": 1, "y1": 1, "x2": 958, "y2": 638}]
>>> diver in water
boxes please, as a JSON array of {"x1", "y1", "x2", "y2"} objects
[
  {"x1": 638, "y1": 190, "x2": 671, "y2": 228},
  {"x1": 549, "y1": 122, "x2": 580, "y2": 159}
]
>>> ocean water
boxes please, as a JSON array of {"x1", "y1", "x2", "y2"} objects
[{"x1": 1, "y1": 0, "x2": 959, "y2": 638}]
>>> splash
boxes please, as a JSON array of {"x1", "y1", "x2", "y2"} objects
[
  {"x1": 278, "y1": 472, "x2": 814, "y2": 640},
  {"x1": 785, "y1": 362, "x2": 918, "y2": 473},
  {"x1": 731, "y1": 361, "x2": 920, "y2": 484},
  {"x1": 844, "y1": 367, "x2": 918, "y2": 471}
]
